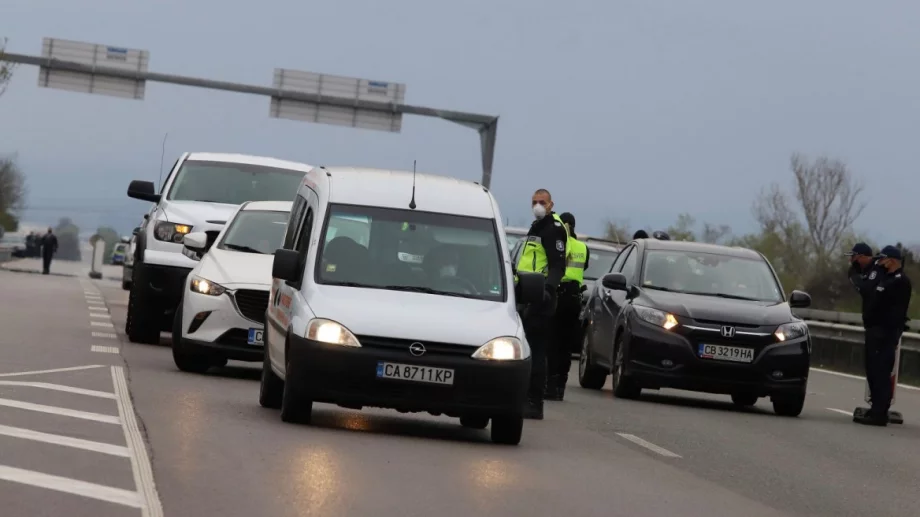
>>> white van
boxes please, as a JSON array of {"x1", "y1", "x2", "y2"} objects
[
  {"x1": 125, "y1": 152, "x2": 313, "y2": 344},
  {"x1": 259, "y1": 166, "x2": 545, "y2": 445}
]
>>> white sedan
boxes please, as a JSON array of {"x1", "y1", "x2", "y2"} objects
[{"x1": 172, "y1": 200, "x2": 292, "y2": 374}]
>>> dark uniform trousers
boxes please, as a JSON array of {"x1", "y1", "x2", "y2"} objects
[
  {"x1": 865, "y1": 326, "x2": 900, "y2": 417},
  {"x1": 550, "y1": 281, "x2": 583, "y2": 382},
  {"x1": 521, "y1": 292, "x2": 557, "y2": 400}
]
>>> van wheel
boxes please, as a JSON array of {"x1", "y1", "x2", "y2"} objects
[
  {"x1": 490, "y1": 415, "x2": 523, "y2": 445},
  {"x1": 578, "y1": 330, "x2": 607, "y2": 390},
  {"x1": 772, "y1": 392, "x2": 806, "y2": 417},
  {"x1": 171, "y1": 303, "x2": 212, "y2": 374},
  {"x1": 612, "y1": 339, "x2": 641, "y2": 399},
  {"x1": 460, "y1": 416, "x2": 489, "y2": 429},
  {"x1": 280, "y1": 345, "x2": 313, "y2": 424},
  {"x1": 126, "y1": 264, "x2": 162, "y2": 345},
  {"x1": 259, "y1": 345, "x2": 284, "y2": 409}
]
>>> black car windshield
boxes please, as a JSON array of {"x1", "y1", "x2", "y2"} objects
[
  {"x1": 317, "y1": 204, "x2": 506, "y2": 301},
  {"x1": 641, "y1": 249, "x2": 784, "y2": 303},
  {"x1": 584, "y1": 249, "x2": 619, "y2": 281},
  {"x1": 166, "y1": 160, "x2": 306, "y2": 204},
  {"x1": 217, "y1": 210, "x2": 290, "y2": 255}
]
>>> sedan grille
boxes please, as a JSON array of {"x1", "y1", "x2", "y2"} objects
[{"x1": 233, "y1": 289, "x2": 270, "y2": 324}]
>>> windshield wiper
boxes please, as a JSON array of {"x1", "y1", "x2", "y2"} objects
[
  {"x1": 326, "y1": 281, "x2": 372, "y2": 288},
  {"x1": 643, "y1": 285, "x2": 679, "y2": 292},
  {"x1": 703, "y1": 292, "x2": 764, "y2": 301},
  {"x1": 382, "y1": 285, "x2": 471, "y2": 298},
  {"x1": 224, "y1": 244, "x2": 263, "y2": 254}
]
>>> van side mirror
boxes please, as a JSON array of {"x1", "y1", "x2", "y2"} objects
[
  {"x1": 132, "y1": 227, "x2": 141, "y2": 236},
  {"x1": 515, "y1": 272, "x2": 545, "y2": 304},
  {"x1": 273, "y1": 249, "x2": 301, "y2": 283},
  {"x1": 127, "y1": 180, "x2": 161, "y2": 203},
  {"x1": 789, "y1": 290, "x2": 811, "y2": 309},
  {"x1": 601, "y1": 273, "x2": 628, "y2": 291}
]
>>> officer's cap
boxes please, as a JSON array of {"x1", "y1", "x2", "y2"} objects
[
  {"x1": 879, "y1": 245, "x2": 903, "y2": 261},
  {"x1": 652, "y1": 230, "x2": 671, "y2": 240},
  {"x1": 844, "y1": 242, "x2": 872, "y2": 257},
  {"x1": 560, "y1": 212, "x2": 576, "y2": 228},
  {"x1": 632, "y1": 230, "x2": 649, "y2": 239}
]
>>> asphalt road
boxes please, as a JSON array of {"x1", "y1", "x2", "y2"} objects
[{"x1": 2, "y1": 262, "x2": 919, "y2": 517}]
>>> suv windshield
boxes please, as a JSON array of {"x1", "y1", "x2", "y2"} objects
[
  {"x1": 641, "y1": 249, "x2": 783, "y2": 303},
  {"x1": 217, "y1": 210, "x2": 290, "y2": 255},
  {"x1": 166, "y1": 160, "x2": 306, "y2": 204},
  {"x1": 584, "y1": 248, "x2": 619, "y2": 281},
  {"x1": 317, "y1": 204, "x2": 506, "y2": 301}
]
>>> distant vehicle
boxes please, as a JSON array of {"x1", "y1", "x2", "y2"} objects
[
  {"x1": 260, "y1": 166, "x2": 544, "y2": 445},
  {"x1": 578, "y1": 239, "x2": 812, "y2": 417},
  {"x1": 124, "y1": 152, "x2": 313, "y2": 345},
  {"x1": 504, "y1": 226, "x2": 528, "y2": 251},
  {"x1": 0, "y1": 233, "x2": 26, "y2": 258},
  {"x1": 110, "y1": 243, "x2": 128, "y2": 265},
  {"x1": 172, "y1": 201, "x2": 292, "y2": 373}
]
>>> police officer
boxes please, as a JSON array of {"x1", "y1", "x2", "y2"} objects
[
  {"x1": 632, "y1": 230, "x2": 649, "y2": 239},
  {"x1": 856, "y1": 245, "x2": 912, "y2": 426},
  {"x1": 845, "y1": 242, "x2": 885, "y2": 382},
  {"x1": 546, "y1": 212, "x2": 588, "y2": 401},
  {"x1": 516, "y1": 188, "x2": 568, "y2": 419}
]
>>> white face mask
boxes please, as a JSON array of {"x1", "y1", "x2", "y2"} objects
[
  {"x1": 532, "y1": 204, "x2": 547, "y2": 219},
  {"x1": 440, "y1": 265, "x2": 457, "y2": 277}
]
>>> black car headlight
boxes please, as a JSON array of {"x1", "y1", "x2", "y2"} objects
[
  {"x1": 633, "y1": 305, "x2": 679, "y2": 331},
  {"x1": 774, "y1": 322, "x2": 808, "y2": 342},
  {"x1": 154, "y1": 221, "x2": 193, "y2": 243}
]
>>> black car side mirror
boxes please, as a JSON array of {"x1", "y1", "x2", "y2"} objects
[
  {"x1": 127, "y1": 180, "x2": 161, "y2": 203},
  {"x1": 516, "y1": 272, "x2": 545, "y2": 304},
  {"x1": 601, "y1": 272, "x2": 628, "y2": 291},
  {"x1": 273, "y1": 249, "x2": 302, "y2": 284},
  {"x1": 789, "y1": 290, "x2": 811, "y2": 309}
]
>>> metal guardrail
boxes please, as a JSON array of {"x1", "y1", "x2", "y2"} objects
[{"x1": 795, "y1": 308, "x2": 920, "y2": 352}]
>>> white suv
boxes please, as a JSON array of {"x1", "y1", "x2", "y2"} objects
[{"x1": 124, "y1": 152, "x2": 312, "y2": 344}]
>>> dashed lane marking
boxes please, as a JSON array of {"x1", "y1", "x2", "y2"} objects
[
  {"x1": 92, "y1": 332, "x2": 117, "y2": 339},
  {"x1": 0, "y1": 365, "x2": 107, "y2": 378},
  {"x1": 0, "y1": 398, "x2": 121, "y2": 424},
  {"x1": 91, "y1": 346, "x2": 120, "y2": 354},
  {"x1": 0, "y1": 465, "x2": 142, "y2": 509},
  {"x1": 89, "y1": 312, "x2": 112, "y2": 319},
  {"x1": 113, "y1": 366, "x2": 164, "y2": 517},
  {"x1": 616, "y1": 433, "x2": 682, "y2": 458},
  {"x1": 811, "y1": 367, "x2": 920, "y2": 391},
  {"x1": 0, "y1": 424, "x2": 130, "y2": 457},
  {"x1": 90, "y1": 321, "x2": 115, "y2": 328},
  {"x1": 0, "y1": 381, "x2": 117, "y2": 399},
  {"x1": 827, "y1": 408, "x2": 854, "y2": 416},
  {"x1": 89, "y1": 306, "x2": 109, "y2": 312}
]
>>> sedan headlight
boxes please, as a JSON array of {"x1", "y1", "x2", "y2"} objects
[
  {"x1": 190, "y1": 276, "x2": 226, "y2": 296},
  {"x1": 471, "y1": 337, "x2": 530, "y2": 361},
  {"x1": 774, "y1": 322, "x2": 808, "y2": 342},
  {"x1": 154, "y1": 221, "x2": 193, "y2": 243},
  {"x1": 633, "y1": 305, "x2": 679, "y2": 330},
  {"x1": 306, "y1": 318, "x2": 361, "y2": 347}
]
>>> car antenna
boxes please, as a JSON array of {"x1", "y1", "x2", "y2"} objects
[{"x1": 409, "y1": 159, "x2": 417, "y2": 210}]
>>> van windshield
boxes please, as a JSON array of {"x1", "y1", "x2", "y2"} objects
[
  {"x1": 316, "y1": 204, "x2": 506, "y2": 301},
  {"x1": 166, "y1": 160, "x2": 306, "y2": 204}
]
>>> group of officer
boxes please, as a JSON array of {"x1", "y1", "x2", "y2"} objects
[{"x1": 846, "y1": 242, "x2": 913, "y2": 426}]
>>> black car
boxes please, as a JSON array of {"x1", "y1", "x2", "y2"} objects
[{"x1": 578, "y1": 239, "x2": 812, "y2": 416}]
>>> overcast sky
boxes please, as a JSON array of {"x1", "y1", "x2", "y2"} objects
[{"x1": 2, "y1": 0, "x2": 918, "y2": 245}]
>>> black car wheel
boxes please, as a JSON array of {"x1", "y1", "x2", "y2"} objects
[
  {"x1": 280, "y1": 339, "x2": 314, "y2": 425},
  {"x1": 578, "y1": 329, "x2": 607, "y2": 390},
  {"x1": 171, "y1": 302, "x2": 213, "y2": 374},
  {"x1": 611, "y1": 337, "x2": 641, "y2": 399},
  {"x1": 490, "y1": 415, "x2": 523, "y2": 445},
  {"x1": 771, "y1": 391, "x2": 806, "y2": 417}
]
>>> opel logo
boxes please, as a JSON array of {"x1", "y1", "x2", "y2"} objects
[
  {"x1": 408, "y1": 342, "x2": 426, "y2": 356},
  {"x1": 720, "y1": 326, "x2": 736, "y2": 338}
]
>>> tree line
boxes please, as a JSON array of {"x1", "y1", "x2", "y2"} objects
[{"x1": 605, "y1": 153, "x2": 920, "y2": 319}]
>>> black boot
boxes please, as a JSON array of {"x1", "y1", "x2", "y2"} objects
[
  {"x1": 544, "y1": 375, "x2": 561, "y2": 401},
  {"x1": 557, "y1": 375, "x2": 567, "y2": 400},
  {"x1": 523, "y1": 397, "x2": 544, "y2": 419},
  {"x1": 855, "y1": 409, "x2": 889, "y2": 426}
]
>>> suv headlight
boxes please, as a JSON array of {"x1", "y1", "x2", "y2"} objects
[
  {"x1": 154, "y1": 221, "x2": 193, "y2": 243},
  {"x1": 634, "y1": 305, "x2": 679, "y2": 330},
  {"x1": 190, "y1": 276, "x2": 226, "y2": 296},
  {"x1": 775, "y1": 322, "x2": 808, "y2": 342},
  {"x1": 306, "y1": 318, "x2": 361, "y2": 347},
  {"x1": 471, "y1": 337, "x2": 530, "y2": 361}
]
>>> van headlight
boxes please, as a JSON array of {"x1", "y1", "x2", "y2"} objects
[
  {"x1": 306, "y1": 318, "x2": 361, "y2": 347},
  {"x1": 775, "y1": 322, "x2": 808, "y2": 342},
  {"x1": 471, "y1": 337, "x2": 530, "y2": 361},
  {"x1": 634, "y1": 305, "x2": 679, "y2": 330},
  {"x1": 154, "y1": 221, "x2": 193, "y2": 243},
  {"x1": 190, "y1": 276, "x2": 226, "y2": 296}
]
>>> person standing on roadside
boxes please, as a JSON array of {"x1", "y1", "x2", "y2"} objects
[
  {"x1": 515, "y1": 188, "x2": 568, "y2": 420},
  {"x1": 41, "y1": 227, "x2": 58, "y2": 275},
  {"x1": 855, "y1": 245, "x2": 912, "y2": 426},
  {"x1": 845, "y1": 243, "x2": 885, "y2": 384}
]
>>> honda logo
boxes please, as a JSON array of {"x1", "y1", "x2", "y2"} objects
[{"x1": 720, "y1": 326, "x2": 736, "y2": 338}]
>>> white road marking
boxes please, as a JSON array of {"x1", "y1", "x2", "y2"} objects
[
  {"x1": 86, "y1": 301, "x2": 106, "y2": 306},
  {"x1": 0, "y1": 465, "x2": 142, "y2": 508},
  {"x1": 0, "y1": 397, "x2": 120, "y2": 424},
  {"x1": 113, "y1": 366, "x2": 164, "y2": 517},
  {"x1": 827, "y1": 408, "x2": 853, "y2": 416},
  {"x1": 0, "y1": 424, "x2": 130, "y2": 457},
  {"x1": 89, "y1": 306, "x2": 109, "y2": 312},
  {"x1": 0, "y1": 381, "x2": 116, "y2": 399},
  {"x1": 616, "y1": 433, "x2": 682, "y2": 458},
  {"x1": 0, "y1": 364, "x2": 106, "y2": 378},
  {"x1": 92, "y1": 332, "x2": 117, "y2": 339},
  {"x1": 91, "y1": 346, "x2": 120, "y2": 354},
  {"x1": 90, "y1": 312, "x2": 112, "y2": 319},
  {"x1": 811, "y1": 367, "x2": 919, "y2": 391},
  {"x1": 90, "y1": 321, "x2": 115, "y2": 328}
]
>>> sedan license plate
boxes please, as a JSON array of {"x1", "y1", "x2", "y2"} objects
[
  {"x1": 699, "y1": 344, "x2": 754, "y2": 363},
  {"x1": 376, "y1": 362, "x2": 454, "y2": 385},
  {"x1": 247, "y1": 328, "x2": 264, "y2": 346}
]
